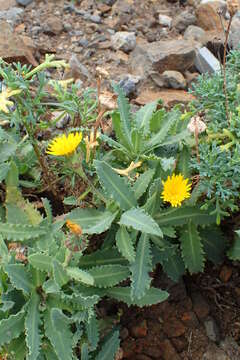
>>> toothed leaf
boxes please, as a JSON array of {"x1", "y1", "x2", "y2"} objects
[
  {"x1": 132, "y1": 169, "x2": 155, "y2": 200},
  {"x1": 0, "y1": 223, "x2": 47, "y2": 241},
  {"x1": 95, "y1": 330, "x2": 120, "y2": 360},
  {"x1": 228, "y1": 230, "x2": 240, "y2": 260},
  {"x1": 134, "y1": 100, "x2": 158, "y2": 135},
  {"x1": 0, "y1": 308, "x2": 25, "y2": 347},
  {"x1": 86, "y1": 312, "x2": 99, "y2": 351},
  {"x1": 78, "y1": 248, "x2": 127, "y2": 268},
  {"x1": 116, "y1": 226, "x2": 135, "y2": 263},
  {"x1": 66, "y1": 267, "x2": 94, "y2": 286},
  {"x1": 28, "y1": 253, "x2": 53, "y2": 272},
  {"x1": 53, "y1": 260, "x2": 69, "y2": 287},
  {"x1": 4, "y1": 264, "x2": 33, "y2": 294},
  {"x1": 25, "y1": 292, "x2": 41, "y2": 360},
  {"x1": 88, "y1": 265, "x2": 130, "y2": 288},
  {"x1": 120, "y1": 208, "x2": 163, "y2": 237},
  {"x1": 200, "y1": 226, "x2": 226, "y2": 264}
]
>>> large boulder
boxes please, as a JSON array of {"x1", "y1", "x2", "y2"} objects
[{"x1": 130, "y1": 39, "x2": 196, "y2": 77}]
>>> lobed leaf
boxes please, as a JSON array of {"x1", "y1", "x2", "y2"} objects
[
  {"x1": 0, "y1": 222, "x2": 47, "y2": 241},
  {"x1": 0, "y1": 308, "x2": 25, "y2": 347}
]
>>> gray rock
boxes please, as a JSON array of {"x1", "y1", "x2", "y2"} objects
[
  {"x1": 130, "y1": 39, "x2": 196, "y2": 77},
  {"x1": 158, "y1": 14, "x2": 172, "y2": 28},
  {"x1": 79, "y1": 38, "x2": 89, "y2": 48},
  {"x1": 55, "y1": 112, "x2": 71, "y2": 129},
  {"x1": 118, "y1": 74, "x2": 141, "y2": 96},
  {"x1": 162, "y1": 70, "x2": 187, "y2": 89},
  {"x1": 195, "y1": 46, "x2": 221, "y2": 74},
  {"x1": 229, "y1": 17, "x2": 240, "y2": 50},
  {"x1": 111, "y1": 31, "x2": 136, "y2": 53},
  {"x1": 89, "y1": 15, "x2": 101, "y2": 24},
  {"x1": 184, "y1": 25, "x2": 206, "y2": 43},
  {"x1": 172, "y1": 10, "x2": 196, "y2": 32},
  {"x1": 16, "y1": 0, "x2": 34, "y2": 5},
  {"x1": 69, "y1": 54, "x2": 90, "y2": 80},
  {"x1": 63, "y1": 23, "x2": 72, "y2": 32},
  {"x1": 31, "y1": 25, "x2": 41, "y2": 35},
  {"x1": 204, "y1": 317, "x2": 220, "y2": 343},
  {"x1": 0, "y1": 7, "x2": 24, "y2": 25},
  {"x1": 102, "y1": 0, "x2": 117, "y2": 5}
]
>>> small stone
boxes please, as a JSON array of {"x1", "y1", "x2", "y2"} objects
[
  {"x1": 172, "y1": 10, "x2": 197, "y2": 32},
  {"x1": 159, "y1": 14, "x2": 172, "y2": 28},
  {"x1": 0, "y1": 0, "x2": 16, "y2": 10},
  {"x1": 78, "y1": 38, "x2": 89, "y2": 47},
  {"x1": 43, "y1": 16, "x2": 63, "y2": 35},
  {"x1": 54, "y1": 112, "x2": 70, "y2": 129},
  {"x1": 111, "y1": 31, "x2": 136, "y2": 53},
  {"x1": 159, "y1": 339, "x2": 181, "y2": 360},
  {"x1": 118, "y1": 74, "x2": 140, "y2": 96},
  {"x1": 171, "y1": 336, "x2": 188, "y2": 352},
  {"x1": 184, "y1": 25, "x2": 206, "y2": 43},
  {"x1": 0, "y1": 7, "x2": 24, "y2": 25},
  {"x1": 135, "y1": 89, "x2": 195, "y2": 107},
  {"x1": 16, "y1": 0, "x2": 34, "y2": 5},
  {"x1": 203, "y1": 343, "x2": 229, "y2": 360},
  {"x1": 63, "y1": 23, "x2": 72, "y2": 32},
  {"x1": 192, "y1": 292, "x2": 210, "y2": 320},
  {"x1": 204, "y1": 316, "x2": 221, "y2": 343},
  {"x1": 195, "y1": 46, "x2": 221, "y2": 74},
  {"x1": 163, "y1": 318, "x2": 186, "y2": 338},
  {"x1": 89, "y1": 14, "x2": 101, "y2": 24},
  {"x1": 219, "y1": 265, "x2": 232, "y2": 283},
  {"x1": 162, "y1": 70, "x2": 187, "y2": 89},
  {"x1": 130, "y1": 320, "x2": 147, "y2": 338}
]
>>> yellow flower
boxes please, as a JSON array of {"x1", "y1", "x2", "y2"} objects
[
  {"x1": 84, "y1": 129, "x2": 100, "y2": 163},
  {"x1": 161, "y1": 173, "x2": 191, "y2": 207},
  {"x1": 66, "y1": 220, "x2": 82, "y2": 236},
  {"x1": 46, "y1": 132, "x2": 82, "y2": 156},
  {"x1": 0, "y1": 88, "x2": 22, "y2": 113}
]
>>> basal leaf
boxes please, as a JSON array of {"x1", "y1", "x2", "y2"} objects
[
  {"x1": 4, "y1": 264, "x2": 33, "y2": 294},
  {"x1": 66, "y1": 267, "x2": 94, "y2": 286},
  {"x1": 116, "y1": 226, "x2": 135, "y2": 263},
  {"x1": 28, "y1": 253, "x2": 52, "y2": 272},
  {"x1": 200, "y1": 226, "x2": 226, "y2": 264},
  {"x1": 25, "y1": 292, "x2": 41, "y2": 360},
  {"x1": 134, "y1": 100, "x2": 158, "y2": 135},
  {"x1": 88, "y1": 265, "x2": 130, "y2": 288},
  {"x1": 0, "y1": 308, "x2": 25, "y2": 347},
  {"x1": 132, "y1": 169, "x2": 155, "y2": 200}
]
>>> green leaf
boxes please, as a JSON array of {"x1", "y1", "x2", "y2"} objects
[
  {"x1": 7, "y1": 334, "x2": 26, "y2": 360},
  {"x1": 200, "y1": 226, "x2": 226, "y2": 264},
  {"x1": 28, "y1": 253, "x2": 52, "y2": 272},
  {"x1": 78, "y1": 248, "x2": 127, "y2": 268},
  {"x1": 25, "y1": 292, "x2": 41, "y2": 360},
  {"x1": 94, "y1": 160, "x2": 137, "y2": 210},
  {"x1": 134, "y1": 100, "x2": 158, "y2": 134},
  {"x1": 132, "y1": 169, "x2": 155, "y2": 200},
  {"x1": 120, "y1": 208, "x2": 163, "y2": 237},
  {"x1": 0, "y1": 163, "x2": 10, "y2": 182},
  {"x1": 112, "y1": 112, "x2": 131, "y2": 151},
  {"x1": 86, "y1": 312, "x2": 99, "y2": 351},
  {"x1": 4, "y1": 264, "x2": 33, "y2": 294},
  {"x1": 130, "y1": 128, "x2": 144, "y2": 154},
  {"x1": 228, "y1": 230, "x2": 240, "y2": 260},
  {"x1": 0, "y1": 223, "x2": 47, "y2": 241},
  {"x1": 160, "y1": 249, "x2": 185, "y2": 282},
  {"x1": 42, "y1": 198, "x2": 53, "y2": 224},
  {"x1": 44, "y1": 308, "x2": 73, "y2": 360},
  {"x1": 67, "y1": 208, "x2": 117, "y2": 235},
  {"x1": 130, "y1": 233, "x2": 152, "y2": 300},
  {"x1": 155, "y1": 206, "x2": 216, "y2": 226},
  {"x1": 176, "y1": 145, "x2": 191, "y2": 178},
  {"x1": 106, "y1": 287, "x2": 169, "y2": 307},
  {"x1": 180, "y1": 221, "x2": 205, "y2": 274},
  {"x1": 0, "y1": 141, "x2": 17, "y2": 163},
  {"x1": 0, "y1": 308, "x2": 25, "y2": 347},
  {"x1": 116, "y1": 226, "x2": 135, "y2": 263},
  {"x1": 113, "y1": 83, "x2": 132, "y2": 147},
  {"x1": 53, "y1": 260, "x2": 69, "y2": 287},
  {"x1": 0, "y1": 234, "x2": 8, "y2": 261},
  {"x1": 81, "y1": 343, "x2": 89, "y2": 360},
  {"x1": 66, "y1": 267, "x2": 94, "y2": 286},
  {"x1": 95, "y1": 330, "x2": 120, "y2": 360},
  {"x1": 88, "y1": 265, "x2": 130, "y2": 288}
]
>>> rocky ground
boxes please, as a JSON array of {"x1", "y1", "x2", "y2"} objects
[{"x1": 1, "y1": 0, "x2": 240, "y2": 359}]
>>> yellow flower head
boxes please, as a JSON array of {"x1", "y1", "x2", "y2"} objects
[
  {"x1": 0, "y1": 88, "x2": 22, "y2": 113},
  {"x1": 161, "y1": 173, "x2": 191, "y2": 207},
  {"x1": 46, "y1": 132, "x2": 82, "y2": 156},
  {"x1": 66, "y1": 220, "x2": 82, "y2": 236}
]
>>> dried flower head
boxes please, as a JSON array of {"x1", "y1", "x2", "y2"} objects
[
  {"x1": 0, "y1": 88, "x2": 22, "y2": 113},
  {"x1": 227, "y1": 0, "x2": 239, "y2": 16},
  {"x1": 46, "y1": 132, "x2": 82, "y2": 156},
  {"x1": 161, "y1": 173, "x2": 191, "y2": 207},
  {"x1": 187, "y1": 116, "x2": 207, "y2": 134}
]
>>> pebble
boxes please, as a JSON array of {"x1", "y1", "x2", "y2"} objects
[
  {"x1": 159, "y1": 14, "x2": 172, "y2": 28},
  {"x1": 172, "y1": 10, "x2": 196, "y2": 32},
  {"x1": 204, "y1": 316, "x2": 221, "y2": 343},
  {"x1": 162, "y1": 70, "x2": 187, "y2": 89},
  {"x1": 16, "y1": 0, "x2": 34, "y2": 5},
  {"x1": 111, "y1": 31, "x2": 136, "y2": 53},
  {"x1": 118, "y1": 74, "x2": 140, "y2": 96}
]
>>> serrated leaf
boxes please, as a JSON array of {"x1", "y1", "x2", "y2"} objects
[
  {"x1": 53, "y1": 260, "x2": 69, "y2": 287},
  {"x1": 95, "y1": 330, "x2": 120, "y2": 360},
  {"x1": 134, "y1": 100, "x2": 158, "y2": 135},
  {"x1": 200, "y1": 226, "x2": 226, "y2": 264},
  {"x1": 106, "y1": 287, "x2": 169, "y2": 307},
  {"x1": 6, "y1": 334, "x2": 26, "y2": 360},
  {"x1": 66, "y1": 208, "x2": 117, "y2": 235},
  {"x1": 0, "y1": 308, "x2": 25, "y2": 347},
  {"x1": 120, "y1": 208, "x2": 163, "y2": 237},
  {"x1": 176, "y1": 145, "x2": 191, "y2": 178},
  {"x1": 228, "y1": 230, "x2": 240, "y2": 260},
  {"x1": 155, "y1": 206, "x2": 216, "y2": 226},
  {"x1": 86, "y1": 312, "x2": 99, "y2": 351},
  {"x1": 161, "y1": 250, "x2": 185, "y2": 282},
  {"x1": 44, "y1": 308, "x2": 73, "y2": 360},
  {"x1": 94, "y1": 160, "x2": 137, "y2": 210},
  {"x1": 0, "y1": 162, "x2": 10, "y2": 182},
  {"x1": 0, "y1": 234, "x2": 8, "y2": 260},
  {"x1": 25, "y1": 292, "x2": 41, "y2": 360},
  {"x1": 42, "y1": 198, "x2": 53, "y2": 224},
  {"x1": 0, "y1": 223, "x2": 47, "y2": 241},
  {"x1": 78, "y1": 248, "x2": 127, "y2": 268},
  {"x1": 88, "y1": 265, "x2": 130, "y2": 288},
  {"x1": 180, "y1": 221, "x2": 205, "y2": 274},
  {"x1": 131, "y1": 128, "x2": 144, "y2": 154},
  {"x1": 116, "y1": 226, "x2": 135, "y2": 263},
  {"x1": 4, "y1": 264, "x2": 33, "y2": 294},
  {"x1": 28, "y1": 253, "x2": 52, "y2": 272},
  {"x1": 66, "y1": 267, "x2": 94, "y2": 286},
  {"x1": 130, "y1": 233, "x2": 152, "y2": 300},
  {"x1": 42, "y1": 279, "x2": 60, "y2": 294},
  {"x1": 112, "y1": 112, "x2": 132, "y2": 151},
  {"x1": 132, "y1": 169, "x2": 155, "y2": 200}
]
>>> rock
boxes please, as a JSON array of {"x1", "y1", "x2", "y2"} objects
[
  {"x1": 0, "y1": 7, "x2": 23, "y2": 25},
  {"x1": 219, "y1": 265, "x2": 232, "y2": 283},
  {"x1": 43, "y1": 16, "x2": 63, "y2": 35},
  {"x1": 172, "y1": 10, "x2": 196, "y2": 32},
  {"x1": 181, "y1": 311, "x2": 199, "y2": 327},
  {"x1": 118, "y1": 74, "x2": 140, "y2": 96},
  {"x1": 203, "y1": 343, "x2": 229, "y2": 360},
  {"x1": 163, "y1": 318, "x2": 186, "y2": 338},
  {"x1": 111, "y1": 31, "x2": 136, "y2": 53},
  {"x1": 159, "y1": 14, "x2": 172, "y2": 28},
  {"x1": 78, "y1": 38, "x2": 89, "y2": 47},
  {"x1": 68, "y1": 54, "x2": 90, "y2": 80},
  {"x1": 144, "y1": 346, "x2": 163, "y2": 359},
  {"x1": 195, "y1": 46, "x2": 221, "y2": 74},
  {"x1": 102, "y1": 0, "x2": 117, "y2": 5},
  {"x1": 16, "y1": 0, "x2": 34, "y2": 5},
  {"x1": 135, "y1": 89, "x2": 195, "y2": 107},
  {"x1": 162, "y1": 70, "x2": 187, "y2": 89},
  {"x1": 112, "y1": 0, "x2": 133, "y2": 14},
  {"x1": 229, "y1": 17, "x2": 240, "y2": 49},
  {"x1": 89, "y1": 14, "x2": 101, "y2": 24},
  {"x1": 0, "y1": 0, "x2": 16, "y2": 11},
  {"x1": 196, "y1": 1, "x2": 226, "y2": 31},
  {"x1": 54, "y1": 112, "x2": 70, "y2": 129},
  {"x1": 184, "y1": 25, "x2": 206, "y2": 43},
  {"x1": 130, "y1": 39, "x2": 196, "y2": 77},
  {"x1": 0, "y1": 20, "x2": 37, "y2": 65},
  {"x1": 204, "y1": 316, "x2": 221, "y2": 343},
  {"x1": 159, "y1": 339, "x2": 181, "y2": 360},
  {"x1": 130, "y1": 320, "x2": 148, "y2": 338},
  {"x1": 192, "y1": 292, "x2": 210, "y2": 320}
]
